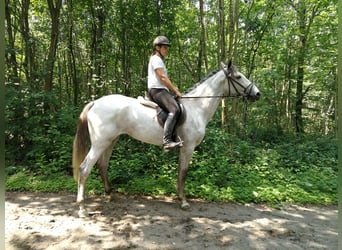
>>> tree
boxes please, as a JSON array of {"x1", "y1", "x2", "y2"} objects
[
  {"x1": 44, "y1": 0, "x2": 62, "y2": 93},
  {"x1": 5, "y1": 0, "x2": 19, "y2": 83},
  {"x1": 289, "y1": 0, "x2": 322, "y2": 133},
  {"x1": 66, "y1": 0, "x2": 78, "y2": 105},
  {"x1": 21, "y1": 0, "x2": 36, "y2": 86},
  {"x1": 222, "y1": 0, "x2": 240, "y2": 131},
  {"x1": 198, "y1": 0, "x2": 208, "y2": 80}
]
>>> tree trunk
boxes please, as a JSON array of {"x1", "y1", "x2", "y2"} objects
[
  {"x1": 20, "y1": 0, "x2": 36, "y2": 85},
  {"x1": 198, "y1": 0, "x2": 208, "y2": 81},
  {"x1": 218, "y1": 0, "x2": 226, "y2": 65},
  {"x1": 295, "y1": 44, "x2": 305, "y2": 133},
  {"x1": 5, "y1": 0, "x2": 19, "y2": 83},
  {"x1": 44, "y1": 0, "x2": 62, "y2": 92},
  {"x1": 92, "y1": 1, "x2": 105, "y2": 97},
  {"x1": 218, "y1": 0, "x2": 226, "y2": 129},
  {"x1": 66, "y1": 0, "x2": 78, "y2": 106},
  {"x1": 293, "y1": 1, "x2": 320, "y2": 133},
  {"x1": 223, "y1": 0, "x2": 239, "y2": 132}
]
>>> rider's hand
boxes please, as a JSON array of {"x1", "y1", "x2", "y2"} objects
[{"x1": 175, "y1": 89, "x2": 182, "y2": 98}]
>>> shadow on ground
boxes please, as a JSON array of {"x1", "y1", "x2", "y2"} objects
[{"x1": 5, "y1": 192, "x2": 338, "y2": 250}]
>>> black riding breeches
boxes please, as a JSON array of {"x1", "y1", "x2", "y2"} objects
[{"x1": 148, "y1": 88, "x2": 181, "y2": 118}]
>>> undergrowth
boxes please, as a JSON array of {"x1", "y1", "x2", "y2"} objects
[{"x1": 5, "y1": 128, "x2": 338, "y2": 206}]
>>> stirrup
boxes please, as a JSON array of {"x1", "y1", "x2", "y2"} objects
[{"x1": 163, "y1": 137, "x2": 184, "y2": 152}]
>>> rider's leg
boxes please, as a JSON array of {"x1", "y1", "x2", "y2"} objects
[
  {"x1": 163, "y1": 112, "x2": 180, "y2": 147},
  {"x1": 149, "y1": 88, "x2": 182, "y2": 150}
]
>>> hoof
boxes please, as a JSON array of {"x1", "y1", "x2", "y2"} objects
[
  {"x1": 181, "y1": 201, "x2": 191, "y2": 210},
  {"x1": 78, "y1": 207, "x2": 89, "y2": 218},
  {"x1": 105, "y1": 187, "x2": 112, "y2": 195}
]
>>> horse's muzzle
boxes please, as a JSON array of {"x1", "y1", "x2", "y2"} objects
[{"x1": 247, "y1": 92, "x2": 261, "y2": 102}]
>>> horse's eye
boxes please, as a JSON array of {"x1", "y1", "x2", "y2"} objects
[{"x1": 236, "y1": 75, "x2": 242, "y2": 79}]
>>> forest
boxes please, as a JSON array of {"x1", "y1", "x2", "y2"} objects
[{"x1": 5, "y1": 0, "x2": 337, "y2": 205}]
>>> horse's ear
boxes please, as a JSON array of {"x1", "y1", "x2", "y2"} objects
[
  {"x1": 220, "y1": 62, "x2": 226, "y2": 69},
  {"x1": 227, "y1": 59, "x2": 232, "y2": 69}
]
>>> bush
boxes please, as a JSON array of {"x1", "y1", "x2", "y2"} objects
[{"x1": 5, "y1": 84, "x2": 78, "y2": 175}]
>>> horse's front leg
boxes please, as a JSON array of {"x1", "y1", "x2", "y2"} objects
[{"x1": 177, "y1": 147, "x2": 194, "y2": 210}]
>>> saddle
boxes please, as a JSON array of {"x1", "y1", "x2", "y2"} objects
[{"x1": 137, "y1": 94, "x2": 186, "y2": 141}]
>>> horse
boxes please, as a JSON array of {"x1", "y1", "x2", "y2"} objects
[{"x1": 72, "y1": 60, "x2": 260, "y2": 217}]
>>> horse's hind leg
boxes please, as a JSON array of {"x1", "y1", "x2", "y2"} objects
[
  {"x1": 97, "y1": 138, "x2": 119, "y2": 194},
  {"x1": 77, "y1": 144, "x2": 109, "y2": 217}
]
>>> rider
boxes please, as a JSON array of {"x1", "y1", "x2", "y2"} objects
[{"x1": 148, "y1": 35, "x2": 183, "y2": 151}]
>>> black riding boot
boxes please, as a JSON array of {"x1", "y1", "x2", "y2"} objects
[{"x1": 163, "y1": 113, "x2": 182, "y2": 151}]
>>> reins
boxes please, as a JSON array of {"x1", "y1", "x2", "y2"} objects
[
  {"x1": 181, "y1": 95, "x2": 230, "y2": 99},
  {"x1": 181, "y1": 68, "x2": 255, "y2": 100}
]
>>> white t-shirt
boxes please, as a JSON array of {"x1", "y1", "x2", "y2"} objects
[{"x1": 148, "y1": 55, "x2": 168, "y2": 90}]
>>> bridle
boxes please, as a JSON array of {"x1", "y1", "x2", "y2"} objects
[
  {"x1": 182, "y1": 67, "x2": 255, "y2": 99},
  {"x1": 223, "y1": 67, "x2": 255, "y2": 98}
]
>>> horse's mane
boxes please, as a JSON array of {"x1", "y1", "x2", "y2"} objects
[
  {"x1": 184, "y1": 70, "x2": 219, "y2": 95},
  {"x1": 183, "y1": 65, "x2": 239, "y2": 95}
]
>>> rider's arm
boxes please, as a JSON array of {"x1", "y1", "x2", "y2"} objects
[{"x1": 155, "y1": 68, "x2": 182, "y2": 98}]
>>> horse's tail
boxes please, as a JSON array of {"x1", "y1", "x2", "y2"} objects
[{"x1": 72, "y1": 102, "x2": 94, "y2": 181}]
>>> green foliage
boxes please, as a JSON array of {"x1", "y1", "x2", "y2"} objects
[
  {"x1": 5, "y1": 172, "x2": 77, "y2": 193},
  {"x1": 182, "y1": 130, "x2": 337, "y2": 205},
  {"x1": 6, "y1": 127, "x2": 337, "y2": 205},
  {"x1": 5, "y1": 84, "x2": 78, "y2": 175}
]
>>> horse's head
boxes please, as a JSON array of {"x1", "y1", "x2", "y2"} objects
[{"x1": 221, "y1": 60, "x2": 260, "y2": 102}]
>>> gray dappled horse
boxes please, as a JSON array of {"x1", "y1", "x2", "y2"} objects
[{"x1": 73, "y1": 61, "x2": 260, "y2": 217}]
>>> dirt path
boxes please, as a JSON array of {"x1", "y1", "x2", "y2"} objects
[{"x1": 5, "y1": 192, "x2": 337, "y2": 250}]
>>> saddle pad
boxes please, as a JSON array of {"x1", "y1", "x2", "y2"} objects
[{"x1": 137, "y1": 96, "x2": 158, "y2": 109}]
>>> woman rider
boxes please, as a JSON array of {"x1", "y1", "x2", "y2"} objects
[{"x1": 148, "y1": 36, "x2": 183, "y2": 151}]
